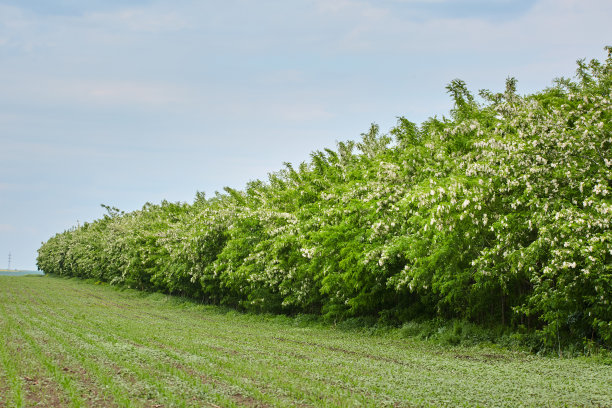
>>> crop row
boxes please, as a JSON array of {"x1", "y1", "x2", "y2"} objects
[{"x1": 3, "y1": 276, "x2": 612, "y2": 407}]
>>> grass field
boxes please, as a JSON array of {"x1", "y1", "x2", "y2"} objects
[{"x1": 1, "y1": 276, "x2": 611, "y2": 407}]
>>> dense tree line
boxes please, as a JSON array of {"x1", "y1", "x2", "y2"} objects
[{"x1": 38, "y1": 49, "x2": 612, "y2": 346}]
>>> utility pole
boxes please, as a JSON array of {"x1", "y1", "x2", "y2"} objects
[{"x1": 8, "y1": 252, "x2": 11, "y2": 270}]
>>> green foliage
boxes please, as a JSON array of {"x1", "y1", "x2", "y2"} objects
[{"x1": 37, "y1": 48, "x2": 612, "y2": 348}]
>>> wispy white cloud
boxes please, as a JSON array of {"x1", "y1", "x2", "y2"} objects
[
  {"x1": 315, "y1": 0, "x2": 389, "y2": 18},
  {"x1": 307, "y1": 0, "x2": 609, "y2": 62},
  {"x1": 1, "y1": 74, "x2": 193, "y2": 108},
  {"x1": 0, "y1": 5, "x2": 56, "y2": 52},
  {"x1": 83, "y1": 80, "x2": 191, "y2": 105},
  {"x1": 84, "y1": 7, "x2": 192, "y2": 32},
  {"x1": 257, "y1": 69, "x2": 307, "y2": 85},
  {"x1": 0, "y1": 224, "x2": 15, "y2": 232},
  {"x1": 315, "y1": 0, "x2": 359, "y2": 13},
  {"x1": 269, "y1": 103, "x2": 335, "y2": 122},
  {"x1": 0, "y1": 4, "x2": 29, "y2": 28},
  {"x1": 0, "y1": 2, "x2": 192, "y2": 57}
]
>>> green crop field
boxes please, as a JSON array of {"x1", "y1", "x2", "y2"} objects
[{"x1": 1, "y1": 276, "x2": 611, "y2": 407}]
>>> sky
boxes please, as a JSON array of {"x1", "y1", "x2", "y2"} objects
[{"x1": 1, "y1": 0, "x2": 611, "y2": 271}]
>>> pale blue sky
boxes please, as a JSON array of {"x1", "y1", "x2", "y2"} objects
[{"x1": 1, "y1": 0, "x2": 611, "y2": 270}]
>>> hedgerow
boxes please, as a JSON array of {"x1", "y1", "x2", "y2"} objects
[{"x1": 38, "y1": 48, "x2": 612, "y2": 347}]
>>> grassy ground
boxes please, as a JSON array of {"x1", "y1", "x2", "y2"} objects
[{"x1": 1, "y1": 276, "x2": 611, "y2": 407}]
